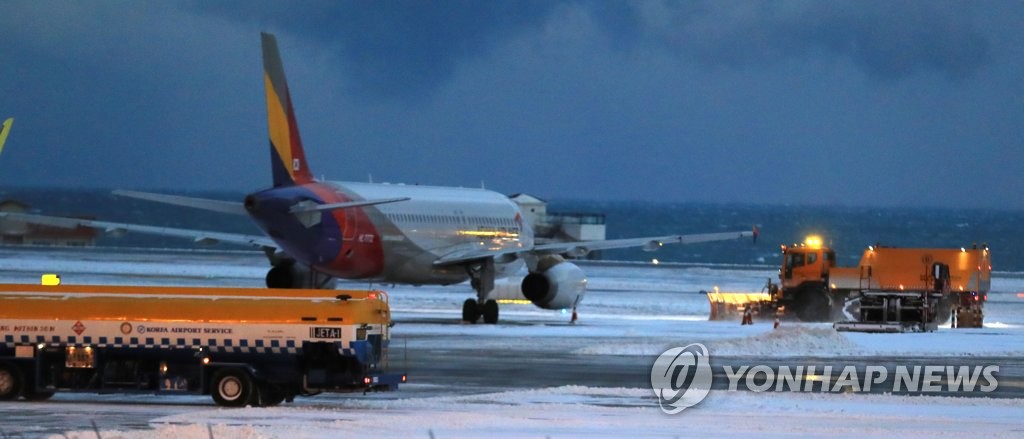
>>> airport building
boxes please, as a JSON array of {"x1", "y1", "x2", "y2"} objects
[
  {"x1": 0, "y1": 200, "x2": 97, "y2": 247},
  {"x1": 509, "y1": 193, "x2": 606, "y2": 259}
]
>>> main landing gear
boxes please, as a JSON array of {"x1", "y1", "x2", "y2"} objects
[
  {"x1": 463, "y1": 298, "x2": 499, "y2": 324},
  {"x1": 463, "y1": 258, "x2": 499, "y2": 324}
]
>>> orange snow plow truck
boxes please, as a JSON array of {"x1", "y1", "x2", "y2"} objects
[{"x1": 707, "y1": 236, "x2": 990, "y2": 331}]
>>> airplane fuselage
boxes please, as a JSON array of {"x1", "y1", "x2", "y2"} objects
[{"x1": 245, "y1": 180, "x2": 532, "y2": 285}]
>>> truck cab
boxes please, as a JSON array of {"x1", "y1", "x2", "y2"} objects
[
  {"x1": 780, "y1": 236, "x2": 836, "y2": 289},
  {"x1": 774, "y1": 236, "x2": 837, "y2": 320}
]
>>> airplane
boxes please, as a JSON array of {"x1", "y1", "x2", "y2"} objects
[
  {"x1": 0, "y1": 118, "x2": 12, "y2": 156},
  {"x1": 0, "y1": 33, "x2": 753, "y2": 324}
]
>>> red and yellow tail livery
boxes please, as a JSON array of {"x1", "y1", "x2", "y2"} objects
[{"x1": 262, "y1": 33, "x2": 313, "y2": 187}]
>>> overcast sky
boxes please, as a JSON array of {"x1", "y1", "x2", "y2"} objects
[{"x1": 2, "y1": 1, "x2": 1022, "y2": 209}]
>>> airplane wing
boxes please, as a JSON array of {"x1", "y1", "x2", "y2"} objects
[
  {"x1": 289, "y1": 197, "x2": 410, "y2": 213},
  {"x1": 433, "y1": 230, "x2": 754, "y2": 266},
  {"x1": 113, "y1": 190, "x2": 248, "y2": 215},
  {"x1": 531, "y1": 230, "x2": 755, "y2": 258},
  {"x1": 0, "y1": 212, "x2": 276, "y2": 249},
  {"x1": 114, "y1": 189, "x2": 409, "y2": 215}
]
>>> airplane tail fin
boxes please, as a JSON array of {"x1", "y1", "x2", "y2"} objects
[
  {"x1": 261, "y1": 33, "x2": 314, "y2": 187},
  {"x1": 0, "y1": 118, "x2": 13, "y2": 156}
]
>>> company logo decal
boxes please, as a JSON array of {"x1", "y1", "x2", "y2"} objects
[{"x1": 650, "y1": 343, "x2": 712, "y2": 414}]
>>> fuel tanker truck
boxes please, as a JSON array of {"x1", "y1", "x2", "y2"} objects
[
  {"x1": 0, "y1": 281, "x2": 405, "y2": 406},
  {"x1": 706, "y1": 236, "x2": 990, "y2": 331}
]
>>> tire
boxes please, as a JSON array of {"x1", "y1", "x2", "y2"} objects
[
  {"x1": 211, "y1": 368, "x2": 256, "y2": 407},
  {"x1": 482, "y1": 299, "x2": 499, "y2": 324},
  {"x1": 258, "y1": 382, "x2": 286, "y2": 407},
  {"x1": 0, "y1": 363, "x2": 23, "y2": 401},
  {"x1": 462, "y1": 299, "x2": 481, "y2": 323}
]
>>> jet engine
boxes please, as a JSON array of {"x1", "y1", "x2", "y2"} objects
[
  {"x1": 265, "y1": 261, "x2": 337, "y2": 289},
  {"x1": 521, "y1": 256, "x2": 587, "y2": 310}
]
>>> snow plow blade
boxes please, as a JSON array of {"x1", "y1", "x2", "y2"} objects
[{"x1": 705, "y1": 291, "x2": 775, "y2": 321}]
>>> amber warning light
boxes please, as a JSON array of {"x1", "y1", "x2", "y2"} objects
[{"x1": 41, "y1": 274, "x2": 61, "y2": 286}]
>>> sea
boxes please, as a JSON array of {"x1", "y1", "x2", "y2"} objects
[{"x1": 3, "y1": 188, "x2": 1024, "y2": 272}]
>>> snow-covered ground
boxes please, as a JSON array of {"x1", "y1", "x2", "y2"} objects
[
  {"x1": 52, "y1": 387, "x2": 1024, "y2": 439},
  {"x1": 387, "y1": 262, "x2": 1024, "y2": 359},
  {"x1": 1, "y1": 248, "x2": 1022, "y2": 437}
]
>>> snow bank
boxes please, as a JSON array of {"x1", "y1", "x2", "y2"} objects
[{"x1": 707, "y1": 326, "x2": 864, "y2": 356}]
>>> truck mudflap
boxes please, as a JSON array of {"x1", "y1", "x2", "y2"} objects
[{"x1": 953, "y1": 307, "x2": 984, "y2": 328}]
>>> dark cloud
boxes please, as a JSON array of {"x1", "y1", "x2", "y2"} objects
[
  {"x1": 191, "y1": 1, "x2": 993, "y2": 100},
  {"x1": 0, "y1": 1, "x2": 1019, "y2": 209},
  {"x1": 793, "y1": 1, "x2": 992, "y2": 80},
  {"x1": 630, "y1": 1, "x2": 992, "y2": 81},
  {"x1": 190, "y1": 0, "x2": 559, "y2": 99}
]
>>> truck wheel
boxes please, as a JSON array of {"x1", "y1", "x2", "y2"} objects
[
  {"x1": 0, "y1": 363, "x2": 23, "y2": 401},
  {"x1": 211, "y1": 368, "x2": 255, "y2": 407}
]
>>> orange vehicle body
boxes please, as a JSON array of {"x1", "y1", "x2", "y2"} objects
[
  {"x1": 708, "y1": 237, "x2": 991, "y2": 324},
  {"x1": 778, "y1": 241, "x2": 990, "y2": 322},
  {"x1": 827, "y1": 246, "x2": 991, "y2": 294}
]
